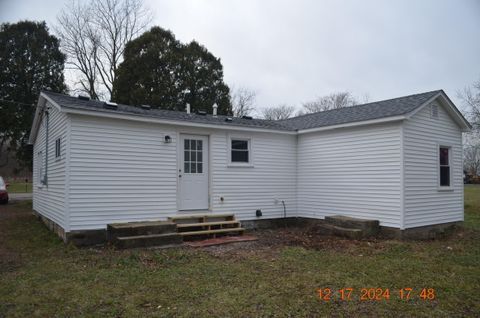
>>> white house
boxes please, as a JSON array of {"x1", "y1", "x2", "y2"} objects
[{"x1": 28, "y1": 90, "x2": 471, "y2": 244}]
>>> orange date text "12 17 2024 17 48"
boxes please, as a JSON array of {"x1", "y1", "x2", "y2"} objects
[{"x1": 316, "y1": 288, "x2": 436, "y2": 301}]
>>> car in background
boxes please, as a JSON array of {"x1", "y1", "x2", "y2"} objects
[{"x1": 0, "y1": 176, "x2": 9, "y2": 204}]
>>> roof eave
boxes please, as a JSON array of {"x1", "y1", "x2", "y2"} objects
[
  {"x1": 61, "y1": 106, "x2": 297, "y2": 134},
  {"x1": 296, "y1": 115, "x2": 407, "y2": 134}
]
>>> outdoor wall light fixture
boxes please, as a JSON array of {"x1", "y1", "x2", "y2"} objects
[{"x1": 164, "y1": 135, "x2": 172, "y2": 143}]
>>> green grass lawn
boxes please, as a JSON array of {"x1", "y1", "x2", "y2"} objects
[
  {"x1": 1, "y1": 187, "x2": 479, "y2": 317},
  {"x1": 5, "y1": 181, "x2": 32, "y2": 193}
]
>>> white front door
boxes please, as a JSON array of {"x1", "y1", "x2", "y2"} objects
[{"x1": 178, "y1": 134, "x2": 209, "y2": 210}]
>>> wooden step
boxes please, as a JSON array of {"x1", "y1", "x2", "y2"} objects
[
  {"x1": 168, "y1": 213, "x2": 235, "y2": 222},
  {"x1": 115, "y1": 233, "x2": 183, "y2": 249},
  {"x1": 176, "y1": 220, "x2": 240, "y2": 228},
  {"x1": 107, "y1": 220, "x2": 177, "y2": 240},
  {"x1": 179, "y1": 227, "x2": 245, "y2": 237}
]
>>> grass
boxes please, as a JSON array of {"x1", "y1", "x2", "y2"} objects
[
  {"x1": 0, "y1": 187, "x2": 479, "y2": 317},
  {"x1": 6, "y1": 181, "x2": 32, "y2": 193}
]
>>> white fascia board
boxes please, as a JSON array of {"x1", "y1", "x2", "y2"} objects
[
  {"x1": 296, "y1": 115, "x2": 407, "y2": 134},
  {"x1": 62, "y1": 107, "x2": 297, "y2": 135},
  {"x1": 28, "y1": 93, "x2": 64, "y2": 144}
]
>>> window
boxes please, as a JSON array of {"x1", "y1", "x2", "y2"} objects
[
  {"x1": 55, "y1": 138, "x2": 61, "y2": 158},
  {"x1": 231, "y1": 138, "x2": 250, "y2": 163},
  {"x1": 184, "y1": 139, "x2": 203, "y2": 173},
  {"x1": 439, "y1": 146, "x2": 450, "y2": 187}
]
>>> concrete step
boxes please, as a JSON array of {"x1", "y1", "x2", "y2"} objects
[
  {"x1": 315, "y1": 223, "x2": 364, "y2": 240},
  {"x1": 107, "y1": 220, "x2": 177, "y2": 240},
  {"x1": 115, "y1": 233, "x2": 183, "y2": 249},
  {"x1": 325, "y1": 215, "x2": 379, "y2": 236}
]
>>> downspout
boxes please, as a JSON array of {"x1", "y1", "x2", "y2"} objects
[{"x1": 44, "y1": 107, "x2": 50, "y2": 186}]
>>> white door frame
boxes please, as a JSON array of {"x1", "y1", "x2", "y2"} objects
[{"x1": 177, "y1": 133, "x2": 210, "y2": 211}]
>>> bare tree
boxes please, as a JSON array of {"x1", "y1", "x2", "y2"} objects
[
  {"x1": 459, "y1": 78, "x2": 480, "y2": 176},
  {"x1": 300, "y1": 91, "x2": 360, "y2": 114},
  {"x1": 458, "y1": 79, "x2": 480, "y2": 128},
  {"x1": 261, "y1": 104, "x2": 296, "y2": 120},
  {"x1": 56, "y1": 0, "x2": 152, "y2": 99},
  {"x1": 230, "y1": 86, "x2": 256, "y2": 117},
  {"x1": 464, "y1": 134, "x2": 480, "y2": 176},
  {"x1": 56, "y1": 1, "x2": 101, "y2": 99}
]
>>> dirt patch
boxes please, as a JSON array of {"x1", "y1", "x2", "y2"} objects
[{"x1": 200, "y1": 225, "x2": 393, "y2": 260}]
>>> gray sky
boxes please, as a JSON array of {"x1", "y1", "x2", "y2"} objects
[{"x1": 1, "y1": 0, "x2": 479, "y2": 111}]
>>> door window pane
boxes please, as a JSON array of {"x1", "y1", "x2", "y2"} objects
[
  {"x1": 183, "y1": 138, "x2": 204, "y2": 174},
  {"x1": 190, "y1": 162, "x2": 196, "y2": 173}
]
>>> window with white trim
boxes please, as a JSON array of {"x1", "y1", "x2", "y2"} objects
[
  {"x1": 230, "y1": 138, "x2": 250, "y2": 164},
  {"x1": 439, "y1": 146, "x2": 450, "y2": 187}
]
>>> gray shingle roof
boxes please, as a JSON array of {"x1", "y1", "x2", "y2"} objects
[
  {"x1": 43, "y1": 90, "x2": 442, "y2": 132},
  {"x1": 279, "y1": 90, "x2": 441, "y2": 130},
  {"x1": 43, "y1": 91, "x2": 295, "y2": 131}
]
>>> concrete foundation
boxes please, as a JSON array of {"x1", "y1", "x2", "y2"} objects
[
  {"x1": 32, "y1": 211, "x2": 463, "y2": 246},
  {"x1": 379, "y1": 221, "x2": 462, "y2": 240},
  {"x1": 32, "y1": 210, "x2": 67, "y2": 242}
]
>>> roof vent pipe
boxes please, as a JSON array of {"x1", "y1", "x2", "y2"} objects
[
  {"x1": 186, "y1": 103, "x2": 191, "y2": 114},
  {"x1": 212, "y1": 103, "x2": 218, "y2": 117}
]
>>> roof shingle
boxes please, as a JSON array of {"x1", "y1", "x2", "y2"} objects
[{"x1": 42, "y1": 90, "x2": 442, "y2": 132}]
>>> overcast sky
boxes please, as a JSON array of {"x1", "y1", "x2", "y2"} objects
[{"x1": 1, "y1": 0, "x2": 479, "y2": 111}]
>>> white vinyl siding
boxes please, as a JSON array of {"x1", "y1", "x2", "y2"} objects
[
  {"x1": 32, "y1": 102, "x2": 68, "y2": 229},
  {"x1": 403, "y1": 102, "x2": 463, "y2": 228},
  {"x1": 297, "y1": 122, "x2": 402, "y2": 228},
  {"x1": 68, "y1": 115, "x2": 178, "y2": 231},
  {"x1": 211, "y1": 132, "x2": 297, "y2": 220},
  {"x1": 66, "y1": 117, "x2": 297, "y2": 230}
]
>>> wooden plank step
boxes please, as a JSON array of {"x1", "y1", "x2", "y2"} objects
[
  {"x1": 179, "y1": 227, "x2": 245, "y2": 236},
  {"x1": 168, "y1": 213, "x2": 235, "y2": 221},
  {"x1": 107, "y1": 221, "x2": 177, "y2": 239},
  {"x1": 115, "y1": 233, "x2": 183, "y2": 249},
  {"x1": 176, "y1": 220, "x2": 240, "y2": 228}
]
